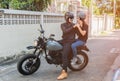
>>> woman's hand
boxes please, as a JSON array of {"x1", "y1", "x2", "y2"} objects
[{"x1": 73, "y1": 23, "x2": 79, "y2": 28}]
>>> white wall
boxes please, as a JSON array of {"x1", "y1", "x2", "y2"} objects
[{"x1": 0, "y1": 23, "x2": 62, "y2": 57}]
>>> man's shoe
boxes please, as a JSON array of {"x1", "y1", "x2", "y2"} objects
[{"x1": 57, "y1": 70, "x2": 68, "y2": 80}]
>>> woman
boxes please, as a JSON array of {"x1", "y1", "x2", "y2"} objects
[{"x1": 71, "y1": 12, "x2": 88, "y2": 64}]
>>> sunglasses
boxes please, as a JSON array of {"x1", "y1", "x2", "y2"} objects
[{"x1": 69, "y1": 17, "x2": 74, "y2": 19}]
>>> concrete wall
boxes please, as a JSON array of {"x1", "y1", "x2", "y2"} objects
[
  {"x1": 0, "y1": 23, "x2": 62, "y2": 57},
  {"x1": 91, "y1": 15, "x2": 113, "y2": 36}
]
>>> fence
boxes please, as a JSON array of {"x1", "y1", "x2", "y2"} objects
[
  {"x1": 0, "y1": 9, "x2": 64, "y2": 57},
  {"x1": 0, "y1": 9, "x2": 64, "y2": 25},
  {"x1": 91, "y1": 14, "x2": 114, "y2": 36}
]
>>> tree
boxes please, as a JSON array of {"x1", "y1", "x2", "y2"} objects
[
  {"x1": 81, "y1": 0, "x2": 91, "y2": 8},
  {"x1": 81, "y1": 0, "x2": 120, "y2": 28},
  {"x1": 115, "y1": 0, "x2": 120, "y2": 28},
  {"x1": 81, "y1": 0, "x2": 113, "y2": 15},
  {"x1": 0, "y1": 0, "x2": 12, "y2": 9},
  {"x1": 10, "y1": 0, "x2": 20, "y2": 9},
  {"x1": 33, "y1": 0, "x2": 52, "y2": 11},
  {"x1": 0, "y1": 0, "x2": 52, "y2": 11}
]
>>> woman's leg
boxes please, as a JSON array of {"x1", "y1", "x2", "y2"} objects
[{"x1": 71, "y1": 40, "x2": 85, "y2": 57}]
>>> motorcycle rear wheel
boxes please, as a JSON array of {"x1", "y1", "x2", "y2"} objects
[
  {"x1": 68, "y1": 51, "x2": 88, "y2": 71},
  {"x1": 17, "y1": 54, "x2": 40, "y2": 75}
]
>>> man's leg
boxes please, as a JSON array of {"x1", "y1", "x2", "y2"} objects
[{"x1": 57, "y1": 43, "x2": 71, "y2": 80}]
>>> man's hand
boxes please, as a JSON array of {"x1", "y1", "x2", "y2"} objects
[{"x1": 73, "y1": 23, "x2": 79, "y2": 28}]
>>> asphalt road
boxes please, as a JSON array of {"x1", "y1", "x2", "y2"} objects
[{"x1": 0, "y1": 30, "x2": 120, "y2": 81}]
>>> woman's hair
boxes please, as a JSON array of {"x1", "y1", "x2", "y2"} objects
[{"x1": 82, "y1": 20, "x2": 87, "y2": 27}]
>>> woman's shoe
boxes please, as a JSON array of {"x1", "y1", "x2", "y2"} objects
[{"x1": 71, "y1": 57, "x2": 77, "y2": 65}]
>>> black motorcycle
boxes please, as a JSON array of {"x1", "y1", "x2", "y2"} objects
[{"x1": 17, "y1": 24, "x2": 89, "y2": 75}]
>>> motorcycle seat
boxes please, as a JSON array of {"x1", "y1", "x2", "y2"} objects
[{"x1": 77, "y1": 45, "x2": 89, "y2": 52}]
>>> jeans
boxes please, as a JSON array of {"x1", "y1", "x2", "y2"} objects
[
  {"x1": 71, "y1": 40, "x2": 85, "y2": 57},
  {"x1": 62, "y1": 42, "x2": 72, "y2": 72}
]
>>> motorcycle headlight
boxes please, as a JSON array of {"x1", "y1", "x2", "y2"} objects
[{"x1": 34, "y1": 40, "x2": 38, "y2": 46}]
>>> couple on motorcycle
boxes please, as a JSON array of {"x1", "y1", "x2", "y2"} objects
[{"x1": 57, "y1": 11, "x2": 88, "y2": 80}]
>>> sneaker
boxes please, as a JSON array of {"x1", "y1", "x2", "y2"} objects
[
  {"x1": 71, "y1": 57, "x2": 77, "y2": 65},
  {"x1": 57, "y1": 70, "x2": 68, "y2": 80},
  {"x1": 76, "y1": 58, "x2": 82, "y2": 64}
]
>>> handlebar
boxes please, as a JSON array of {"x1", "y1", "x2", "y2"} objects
[
  {"x1": 39, "y1": 24, "x2": 45, "y2": 34},
  {"x1": 39, "y1": 24, "x2": 55, "y2": 40}
]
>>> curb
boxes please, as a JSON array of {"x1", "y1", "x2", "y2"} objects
[{"x1": 0, "y1": 51, "x2": 29, "y2": 66}]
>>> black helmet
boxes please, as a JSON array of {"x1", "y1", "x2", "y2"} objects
[
  {"x1": 64, "y1": 12, "x2": 74, "y2": 21},
  {"x1": 77, "y1": 11, "x2": 86, "y2": 20}
]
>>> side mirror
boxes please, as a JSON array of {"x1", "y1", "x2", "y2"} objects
[
  {"x1": 50, "y1": 34, "x2": 55, "y2": 37},
  {"x1": 38, "y1": 29, "x2": 44, "y2": 34}
]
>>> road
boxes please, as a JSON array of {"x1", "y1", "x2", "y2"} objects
[{"x1": 0, "y1": 30, "x2": 120, "y2": 81}]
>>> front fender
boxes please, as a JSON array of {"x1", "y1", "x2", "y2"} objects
[{"x1": 26, "y1": 46, "x2": 36, "y2": 50}]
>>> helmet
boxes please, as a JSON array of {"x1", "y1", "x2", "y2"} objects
[
  {"x1": 64, "y1": 12, "x2": 74, "y2": 21},
  {"x1": 77, "y1": 11, "x2": 86, "y2": 20}
]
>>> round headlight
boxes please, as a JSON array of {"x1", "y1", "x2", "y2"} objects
[{"x1": 34, "y1": 40, "x2": 38, "y2": 46}]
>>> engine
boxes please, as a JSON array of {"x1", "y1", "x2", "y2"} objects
[{"x1": 46, "y1": 50, "x2": 62, "y2": 64}]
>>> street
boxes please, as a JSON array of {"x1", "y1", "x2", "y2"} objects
[{"x1": 0, "y1": 30, "x2": 120, "y2": 81}]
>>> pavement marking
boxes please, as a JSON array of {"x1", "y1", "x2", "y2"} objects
[
  {"x1": 0, "y1": 64, "x2": 16, "y2": 74},
  {"x1": 110, "y1": 48, "x2": 120, "y2": 54},
  {"x1": 112, "y1": 69, "x2": 120, "y2": 81},
  {"x1": 0, "y1": 78, "x2": 3, "y2": 81}
]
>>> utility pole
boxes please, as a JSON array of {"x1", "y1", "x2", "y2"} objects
[
  {"x1": 113, "y1": 0, "x2": 116, "y2": 28},
  {"x1": 71, "y1": 0, "x2": 78, "y2": 23},
  {"x1": 89, "y1": 0, "x2": 93, "y2": 36}
]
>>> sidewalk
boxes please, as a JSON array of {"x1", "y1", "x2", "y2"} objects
[{"x1": 0, "y1": 51, "x2": 28, "y2": 65}]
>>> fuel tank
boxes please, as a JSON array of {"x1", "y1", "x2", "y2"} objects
[{"x1": 46, "y1": 40, "x2": 63, "y2": 51}]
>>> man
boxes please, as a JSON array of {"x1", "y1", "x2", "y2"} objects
[{"x1": 57, "y1": 12, "x2": 75, "y2": 80}]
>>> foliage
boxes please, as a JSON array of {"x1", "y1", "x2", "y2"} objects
[
  {"x1": 0, "y1": 0, "x2": 12, "y2": 9},
  {"x1": 115, "y1": 0, "x2": 120, "y2": 29},
  {"x1": 82, "y1": 0, "x2": 120, "y2": 29},
  {"x1": 81, "y1": 0, "x2": 91, "y2": 8},
  {"x1": 0, "y1": 0, "x2": 52, "y2": 11},
  {"x1": 10, "y1": 0, "x2": 20, "y2": 9}
]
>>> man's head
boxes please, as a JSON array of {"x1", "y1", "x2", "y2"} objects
[{"x1": 64, "y1": 12, "x2": 74, "y2": 23}]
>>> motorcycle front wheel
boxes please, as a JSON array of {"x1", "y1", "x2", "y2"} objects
[
  {"x1": 68, "y1": 51, "x2": 88, "y2": 71},
  {"x1": 17, "y1": 54, "x2": 40, "y2": 75}
]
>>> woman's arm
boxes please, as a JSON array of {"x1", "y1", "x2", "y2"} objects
[
  {"x1": 77, "y1": 26, "x2": 86, "y2": 36},
  {"x1": 74, "y1": 24, "x2": 86, "y2": 36}
]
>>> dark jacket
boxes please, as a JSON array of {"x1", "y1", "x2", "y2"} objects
[{"x1": 61, "y1": 22, "x2": 75, "y2": 43}]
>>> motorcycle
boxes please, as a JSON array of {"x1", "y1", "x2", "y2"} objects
[{"x1": 17, "y1": 24, "x2": 89, "y2": 75}]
